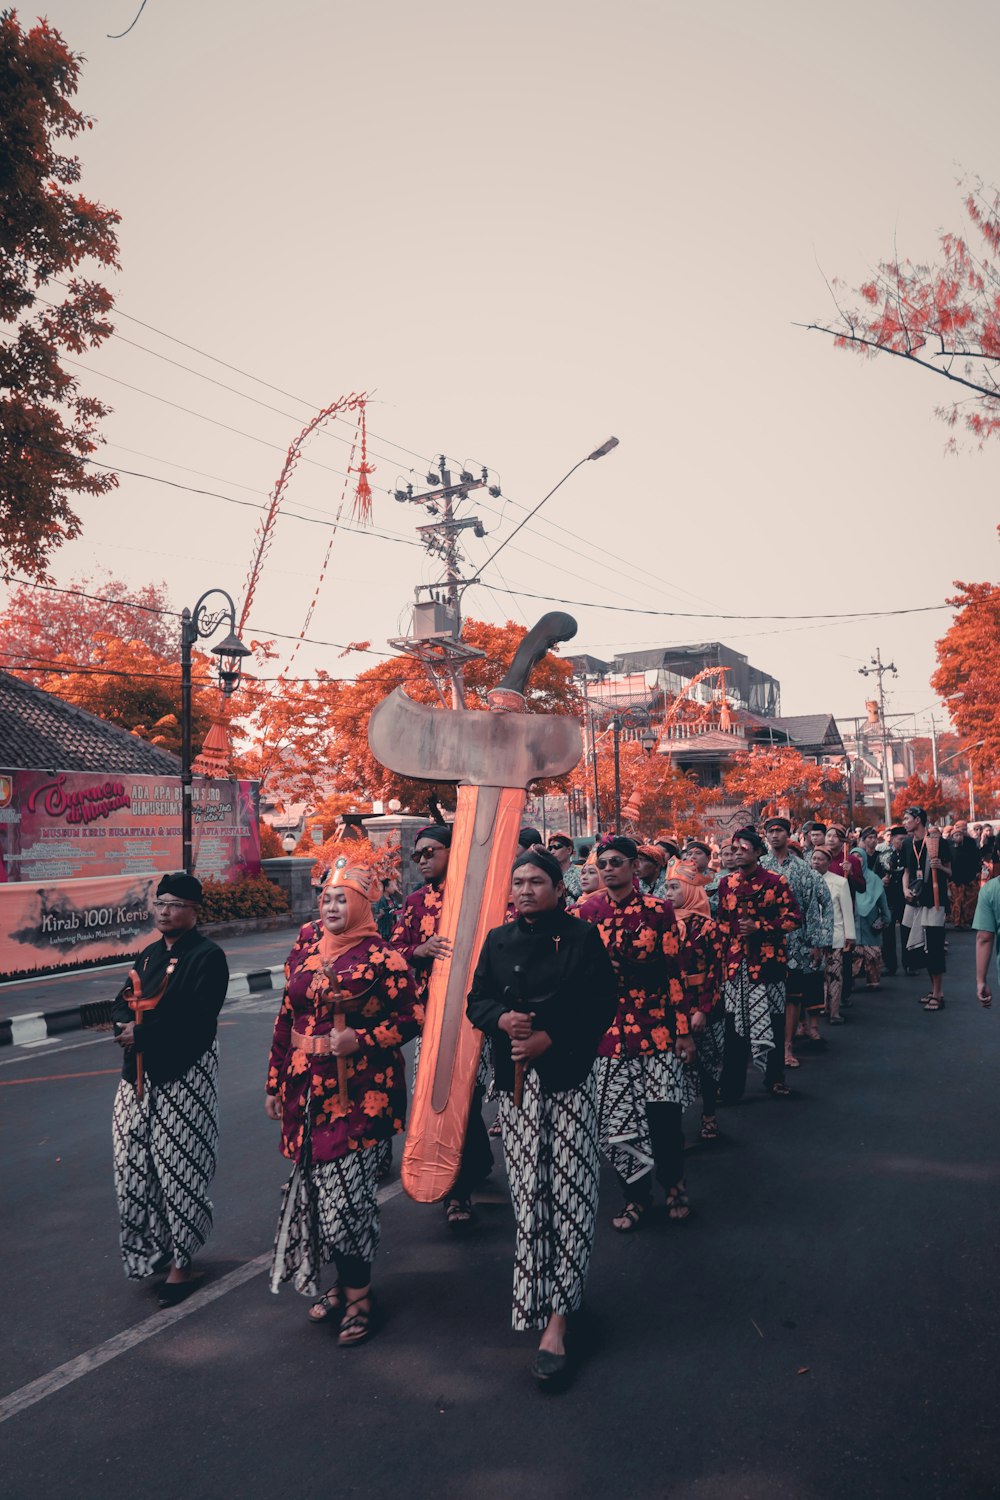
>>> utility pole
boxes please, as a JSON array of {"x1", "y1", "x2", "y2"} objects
[
  {"x1": 858, "y1": 647, "x2": 897, "y2": 826},
  {"x1": 929, "y1": 712, "x2": 939, "y2": 780}
]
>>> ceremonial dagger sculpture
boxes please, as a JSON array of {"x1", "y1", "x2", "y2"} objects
[{"x1": 368, "y1": 612, "x2": 582, "y2": 1202}]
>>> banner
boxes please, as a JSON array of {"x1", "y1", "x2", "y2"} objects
[{"x1": 0, "y1": 873, "x2": 157, "y2": 983}]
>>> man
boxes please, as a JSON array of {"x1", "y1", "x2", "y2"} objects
[
  {"x1": 948, "y1": 818, "x2": 983, "y2": 930},
  {"x1": 546, "y1": 831, "x2": 581, "y2": 899},
  {"x1": 518, "y1": 827, "x2": 545, "y2": 852},
  {"x1": 973, "y1": 873, "x2": 1000, "y2": 1008},
  {"x1": 873, "y1": 826, "x2": 910, "y2": 976},
  {"x1": 801, "y1": 820, "x2": 828, "y2": 851},
  {"x1": 391, "y1": 823, "x2": 493, "y2": 1224},
  {"x1": 684, "y1": 840, "x2": 713, "y2": 876},
  {"x1": 715, "y1": 828, "x2": 802, "y2": 1101},
  {"x1": 825, "y1": 825, "x2": 865, "y2": 895},
  {"x1": 901, "y1": 806, "x2": 951, "y2": 1011},
  {"x1": 467, "y1": 848, "x2": 617, "y2": 1385},
  {"x1": 762, "y1": 817, "x2": 832, "y2": 1068},
  {"x1": 636, "y1": 843, "x2": 668, "y2": 896},
  {"x1": 810, "y1": 847, "x2": 855, "y2": 1024},
  {"x1": 112, "y1": 873, "x2": 229, "y2": 1305},
  {"x1": 576, "y1": 835, "x2": 699, "y2": 1229}
]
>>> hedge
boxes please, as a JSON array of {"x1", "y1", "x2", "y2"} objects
[{"x1": 199, "y1": 874, "x2": 291, "y2": 922}]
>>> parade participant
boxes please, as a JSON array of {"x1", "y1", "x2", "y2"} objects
[
  {"x1": 546, "y1": 831, "x2": 581, "y2": 899},
  {"x1": 853, "y1": 848, "x2": 892, "y2": 989},
  {"x1": 636, "y1": 842, "x2": 668, "y2": 896},
  {"x1": 577, "y1": 850, "x2": 603, "y2": 899},
  {"x1": 948, "y1": 819, "x2": 983, "y2": 930},
  {"x1": 716, "y1": 828, "x2": 802, "y2": 1101},
  {"x1": 518, "y1": 827, "x2": 545, "y2": 851},
  {"x1": 576, "y1": 835, "x2": 696, "y2": 1230},
  {"x1": 802, "y1": 820, "x2": 828, "y2": 851},
  {"x1": 901, "y1": 808, "x2": 951, "y2": 1011},
  {"x1": 973, "y1": 873, "x2": 1000, "y2": 1007},
  {"x1": 705, "y1": 841, "x2": 736, "y2": 916},
  {"x1": 267, "y1": 863, "x2": 420, "y2": 1344},
  {"x1": 684, "y1": 841, "x2": 713, "y2": 875},
  {"x1": 762, "y1": 817, "x2": 832, "y2": 1070},
  {"x1": 825, "y1": 825, "x2": 865, "y2": 895},
  {"x1": 111, "y1": 873, "x2": 229, "y2": 1304},
  {"x1": 654, "y1": 835, "x2": 681, "y2": 866},
  {"x1": 391, "y1": 823, "x2": 493, "y2": 1226},
  {"x1": 663, "y1": 859, "x2": 725, "y2": 1142},
  {"x1": 467, "y1": 848, "x2": 617, "y2": 1385},
  {"x1": 874, "y1": 826, "x2": 910, "y2": 976},
  {"x1": 810, "y1": 847, "x2": 855, "y2": 1024}
]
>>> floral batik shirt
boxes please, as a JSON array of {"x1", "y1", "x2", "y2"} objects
[
  {"x1": 714, "y1": 866, "x2": 803, "y2": 983},
  {"x1": 575, "y1": 888, "x2": 689, "y2": 1057},
  {"x1": 267, "y1": 922, "x2": 421, "y2": 1164},
  {"x1": 761, "y1": 851, "x2": 833, "y2": 972},
  {"x1": 677, "y1": 911, "x2": 725, "y2": 1017},
  {"x1": 390, "y1": 882, "x2": 444, "y2": 1001}
]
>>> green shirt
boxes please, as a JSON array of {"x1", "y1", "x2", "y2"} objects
[{"x1": 972, "y1": 878, "x2": 1000, "y2": 984}]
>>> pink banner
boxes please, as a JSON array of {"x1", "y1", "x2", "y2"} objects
[{"x1": 0, "y1": 873, "x2": 157, "y2": 982}]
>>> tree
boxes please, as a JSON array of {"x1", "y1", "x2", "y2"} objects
[
  {"x1": 1, "y1": 14, "x2": 121, "y2": 577},
  {"x1": 571, "y1": 741, "x2": 719, "y2": 836},
  {"x1": 0, "y1": 572, "x2": 175, "y2": 684},
  {"x1": 805, "y1": 176, "x2": 1000, "y2": 446},
  {"x1": 931, "y1": 574, "x2": 1000, "y2": 792},
  {"x1": 891, "y1": 773, "x2": 949, "y2": 824},
  {"x1": 722, "y1": 747, "x2": 845, "y2": 823}
]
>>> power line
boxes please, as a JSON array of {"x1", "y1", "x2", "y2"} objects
[{"x1": 473, "y1": 582, "x2": 953, "y2": 623}]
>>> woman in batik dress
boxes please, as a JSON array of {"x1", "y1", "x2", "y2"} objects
[{"x1": 266, "y1": 862, "x2": 420, "y2": 1345}]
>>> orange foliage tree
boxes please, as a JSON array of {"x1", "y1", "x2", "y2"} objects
[
  {"x1": 722, "y1": 747, "x2": 845, "y2": 823},
  {"x1": 806, "y1": 176, "x2": 1000, "y2": 446},
  {"x1": 931, "y1": 573, "x2": 1000, "y2": 799},
  {"x1": 0, "y1": 573, "x2": 175, "y2": 684},
  {"x1": 572, "y1": 741, "x2": 719, "y2": 836},
  {"x1": 890, "y1": 773, "x2": 950, "y2": 823}
]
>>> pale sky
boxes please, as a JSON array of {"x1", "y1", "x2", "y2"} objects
[{"x1": 6, "y1": 0, "x2": 999, "y2": 731}]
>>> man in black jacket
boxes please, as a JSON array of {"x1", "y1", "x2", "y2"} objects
[
  {"x1": 112, "y1": 872, "x2": 229, "y2": 1304},
  {"x1": 467, "y1": 848, "x2": 617, "y2": 1385}
]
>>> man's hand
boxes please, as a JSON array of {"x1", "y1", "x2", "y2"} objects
[
  {"x1": 115, "y1": 1021, "x2": 136, "y2": 1049},
  {"x1": 737, "y1": 917, "x2": 759, "y2": 938},
  {"x1": 414, "y1": 934, "x2": 452, "y2": 961},
  {"x1": 689, "y1": 1009, "x2": 707, "y2": 1033},
  {"x1": 264, "y1": 1093, "x2": 282, "y2": 1120},
  {"x1": 511, "y1": 1030, "x2": 552, "y2": 1063},
  {"x1": 810, "y1": 947, "x2": 822, "y2": 965},
  {"x1": 500, "y1": 1010, "x2": 535, "y2": 1041},
  {"x1": 929, "y1": 857, "x2": 945, "y2": 871},
  {"x1": 674, "y1": 1035, "x2": 696, "y2": 1065},
  {"x1": 977, "y1": 979, "x2": 993, "y2": 1009},
  {"x1": 844, "y1": 940, "x2": 855, "y2": 952},
  {"x1": 329, "y1": 1026, "x2": 360, "y2": 1057}
]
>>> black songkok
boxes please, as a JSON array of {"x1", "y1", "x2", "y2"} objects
[
  {"x1": 732, "y1": 826, "x2": 766, "y2": 854},
  {"x1": 156, "y1": 871, "x2": 203, "y2": 903},
  {"x1": 414, "y1": 823, "x2": 452, "y2": 848},
  {"x1": 889, "y1": 825, "x2": 905, "y2": 837},
  {"x1": 860, "y1": 825, "x2": 878, "y2": 839},
  {"x1": 685, "y1": 840, "x2": 711, "y2": 858},
  {"x1": 598, "y1": 834, "x2": 639, "y2": 860},
  {"x1": 518, "y1": 827, "x2": 543, "y2": 849},
  {"x1": 513, "y1": 847, "x2": 563, "y2": 884},
  {"x1": 764, "y1": 816, "x2": 791, "y2": 834},
  {"x1": 905, "y1": 806, "x2": 927, "y2": 825}
]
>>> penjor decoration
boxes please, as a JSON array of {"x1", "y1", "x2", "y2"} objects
[{"x1": 367, "y1": 612, "x2": 582, "y2": 1203}]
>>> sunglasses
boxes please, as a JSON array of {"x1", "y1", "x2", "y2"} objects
[
  {"x1": 412, "y1": 847, "x2": 440, "y2": 861},
  {"x1": 597, "y1": 856, "x2": 628, "y2": 869}
]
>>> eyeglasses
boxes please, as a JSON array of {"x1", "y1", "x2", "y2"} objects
[
  {"x1": 412, "y1": 848, "x2": 438, "y2": 861},
  {"x1": 597, "y1": 856, "x2": 628, "y2": 869},
  {"x1": 152, "y1": 900, "x2": 195, "y2": 912}
]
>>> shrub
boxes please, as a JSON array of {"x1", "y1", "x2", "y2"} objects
[
  {"x1": 258, "y1": 821, "x2": 284, "y2": 858},
  {"x1": 199, "y1": 874, "x2": 290, "y2": 923}
]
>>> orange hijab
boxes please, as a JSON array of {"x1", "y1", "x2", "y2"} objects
[
  {"x1": 665, "y1": 857, "x2": 711, "y2": 936},
  {"x1": 318, "y1": 861, "x2": 380, "y2": 962}
]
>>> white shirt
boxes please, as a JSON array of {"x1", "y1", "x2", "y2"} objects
[{"x1": 822, "y1": 871, "x2": 856, "y2": 949}]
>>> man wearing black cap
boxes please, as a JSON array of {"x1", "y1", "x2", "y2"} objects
[
  {"x1": 468, "y1": 847, "x2": 617, "y2": 1385},
  {"x1": 111, "y1": 873, "x2": 229, "y2": 1304},
  {"x1": 901, "y1": 807, "x2": 951, "y2": 1009},
  {"x1": 546, "y1": 831, "x2": 581, "y2": 900}
]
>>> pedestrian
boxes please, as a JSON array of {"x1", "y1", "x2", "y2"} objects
[
  {"x1": 576, "y1": 835, "x2": 697, "y2": 1230},
  {"x1": 466, "y1": 847, "x2": 617, "y2": 1386},
  {"x1": 761, "y1": 817, "x2": 832, "y2": 1070},
  {"x1": 809, "y1": 847, "x2": 855, "y2": 1025},
  {"x1": 663, "y1": 858, "x2": 725, "y2": 1142},
  {"x1": 801, "y1": 820, "x2": 828, "y2": 851},
  {"x1": 901, "y1": 808, "x2": 951, "y2": 1012},
  {"x1": 636, "y1": 841, "x2": 668, "y2": 896},
  {"x1": 852, "y1": 846, "x2": 892, "y2": 989},
  {"x1": 390, "y1": 823, "x2": 493, "y2": 1226},
  {"x1": 111, "y1": 872, "x2": 229, "y2": 1304},
  {"x1": 948, "y1": 819, "x2": 983, "y2": 930},
  {"x1": 716, "y1": 828, "x2": 802, "y2": 1102},
  {"x1": 577, "y1": 848, "x2": 603, "y2": 900},
  {"x1": 874, "y1": 826, "x2": 910, "y2": 975},
  {"x1": 267, "y1": 861, "x2": 420, "y2": 1343},
  {"x1": 972, "y1": 873, "x2": 1000, "y2": 1008},
  {"x1": 546, "y1": 831, "x2": 581, "y2": 899}
]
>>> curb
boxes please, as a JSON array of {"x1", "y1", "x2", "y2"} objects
[{"x1": 0, "y1": 965, "x2": 286, "y2": 1050}]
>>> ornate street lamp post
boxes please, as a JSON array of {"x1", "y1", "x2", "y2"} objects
[{"x1": 180, "y1": 588, "x2": 250, "y2": 875}]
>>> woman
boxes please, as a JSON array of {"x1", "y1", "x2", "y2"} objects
[
  {"x1": 852, "y1": 847, "x2": 892, "y2": 990},
  {"x1": 664, "y1": 859, "x2": 724, "y2": 1142},
  {"x1": 575, "y1": 848, "x2": 604, "y2": 901},
  {"x1": 266, "y1": 861, "x2": 420, "y2": 1344}
]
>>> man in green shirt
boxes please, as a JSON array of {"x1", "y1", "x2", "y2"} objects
[{"x1": 972, "y1": 876, "x2": 1000, "y2": 1007}]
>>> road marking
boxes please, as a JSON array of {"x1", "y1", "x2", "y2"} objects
[
  {"x1": 0, "y1": 1069, "x2": 121, "y2": 1086},
  {"x1": 0, "y1": 1037, "x2": 109, "y2": 1067},
  {"x1": 0, "y1": 1178, "x2": 405, "y2": 1424}
]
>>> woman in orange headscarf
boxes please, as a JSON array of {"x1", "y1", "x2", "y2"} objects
[
  {"x1": 664, "y1": 858, "x2": 725, "y2": 1146},
  {"x1": 266, "y1": 860, "x2": 421, "y2": 1344}
]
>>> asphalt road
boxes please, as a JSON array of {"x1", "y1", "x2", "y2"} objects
[{"x1": 2, "y1": 934, "x2": 998, "y2": 1500}]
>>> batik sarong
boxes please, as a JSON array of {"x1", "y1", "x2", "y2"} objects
[
  {"x1": 112, "y1": 1042, "x2": 219, "y2": 1280},
  {"x1": 270, "y1": 1106, "x2": 381, "y2": 1297},
  {"x1": 695, "y1": 1015, "x2": 725, "y2": 1084},
  {"x1": 498, "y1": 1069, "x2": 600, "y2": 1331},
  {"x1": 595, "y1": 1048, "x2": 698, "y2": 1183},
  {"x1": 723, "y1": 962, "x2": 780, "y2": 1072}
]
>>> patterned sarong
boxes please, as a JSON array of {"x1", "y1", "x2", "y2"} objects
[
  {"x1": 498, "y1": 1069, "x2": 600, "y2": 1331},
  {"x1": 723, "y1": 962, "x2": 781, "y2": 1072},
  {"x1": 595, "y1": 1049, "x2": 698, "y2": 1184},
  {"x1": 112, "y1": 1043, "x2": 219, "y2": 1280}
]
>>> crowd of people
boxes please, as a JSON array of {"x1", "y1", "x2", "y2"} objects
[{"x1": 108, "y1": 806, "x2": 1000, "y2": 1389}]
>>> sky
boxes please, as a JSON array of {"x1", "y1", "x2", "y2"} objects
[{"x1": 5, "y1": 0, "x2": 999, "y2": 732}]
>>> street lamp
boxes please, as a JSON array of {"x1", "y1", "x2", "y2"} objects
[
  {"x1": 180, "y1": 588, "x2": 250, "y2": 875},
  {"x1": 611, "y1": 706, "x2": 653, "y2": 830}
]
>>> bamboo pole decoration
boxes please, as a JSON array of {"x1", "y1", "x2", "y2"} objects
[{"x1": 927, "y1": 827, "x2": 941, "y2": 910}]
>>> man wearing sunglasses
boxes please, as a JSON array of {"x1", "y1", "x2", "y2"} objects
[
  {"x1": 390, "y1": 823, "x2": 492, "y2": 1224},
  {"x1": 546, "y1": 831, "x2": 581, "y2": 900},
  {"x1": 576, "y1": 834, "x2": 703, "y2": 1232},
  {"x1": 110, "y1": 871, "x2": 229, "y2": 1306}
]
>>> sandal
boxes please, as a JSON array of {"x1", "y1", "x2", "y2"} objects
[
  {"x1": 666, "y1": 1182, "x2": 691, "y2": 1222},
  {"x1": 611, "y1": 1201, "x2": 647, "y2": 1233},
  {"x1": 767, "y1": 1082, "x2": 793, "y2": 1097},
  {"x1": 488, "y1": 1116, "x2": 502, "y2": 1138},
  {"x1": 784, "y1": 1052, "x2": 800, "y2": 1068},
  {"x1": 307, "y1": 1285, "x2": 342, "y2": 1325},
  {"x1": 337, "y1": 1291, "x2": 374, "y2": 1347},
  {"x1": 699, "y1": 1114, "x2": 719, "y2": 1142},
  {"x1": 445, "y1": 1196, "x2": 475, "y2": 1228},
  {"x1": 923, "y1": 996, "x2": 945, "y2": 1011},
  {"x1": 805, "y1": 1025, "x2": 822, "y2": 1041}
]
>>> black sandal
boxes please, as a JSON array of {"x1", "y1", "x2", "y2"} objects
[
  {"x1": 337, "y1": 1291, "x2": 374, "y2": 1347},
  {"x1": 611, "y1": 1201, "x2": 647, "y2": 1233},
  {"x1": 666, "y1": 1182, "x2": 692, "y2": 1222},
  {"x1": 307, "y1": 1285, "x2": 342, "y2": 1324},
  {"x1": 767, "y1": 1082, "x2": 793, "y2": 1097},
  {"x1": 699, "y1": 1114, "x2": 719, "y2": 1142},
  {"x1": 445, "y1": 1196, "x2": 475, "y2": 1228}
]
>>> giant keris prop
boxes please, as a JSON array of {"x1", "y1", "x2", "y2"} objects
[{"x1": 368, "y1": 613, "x2": 582, "y2": 1202}]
